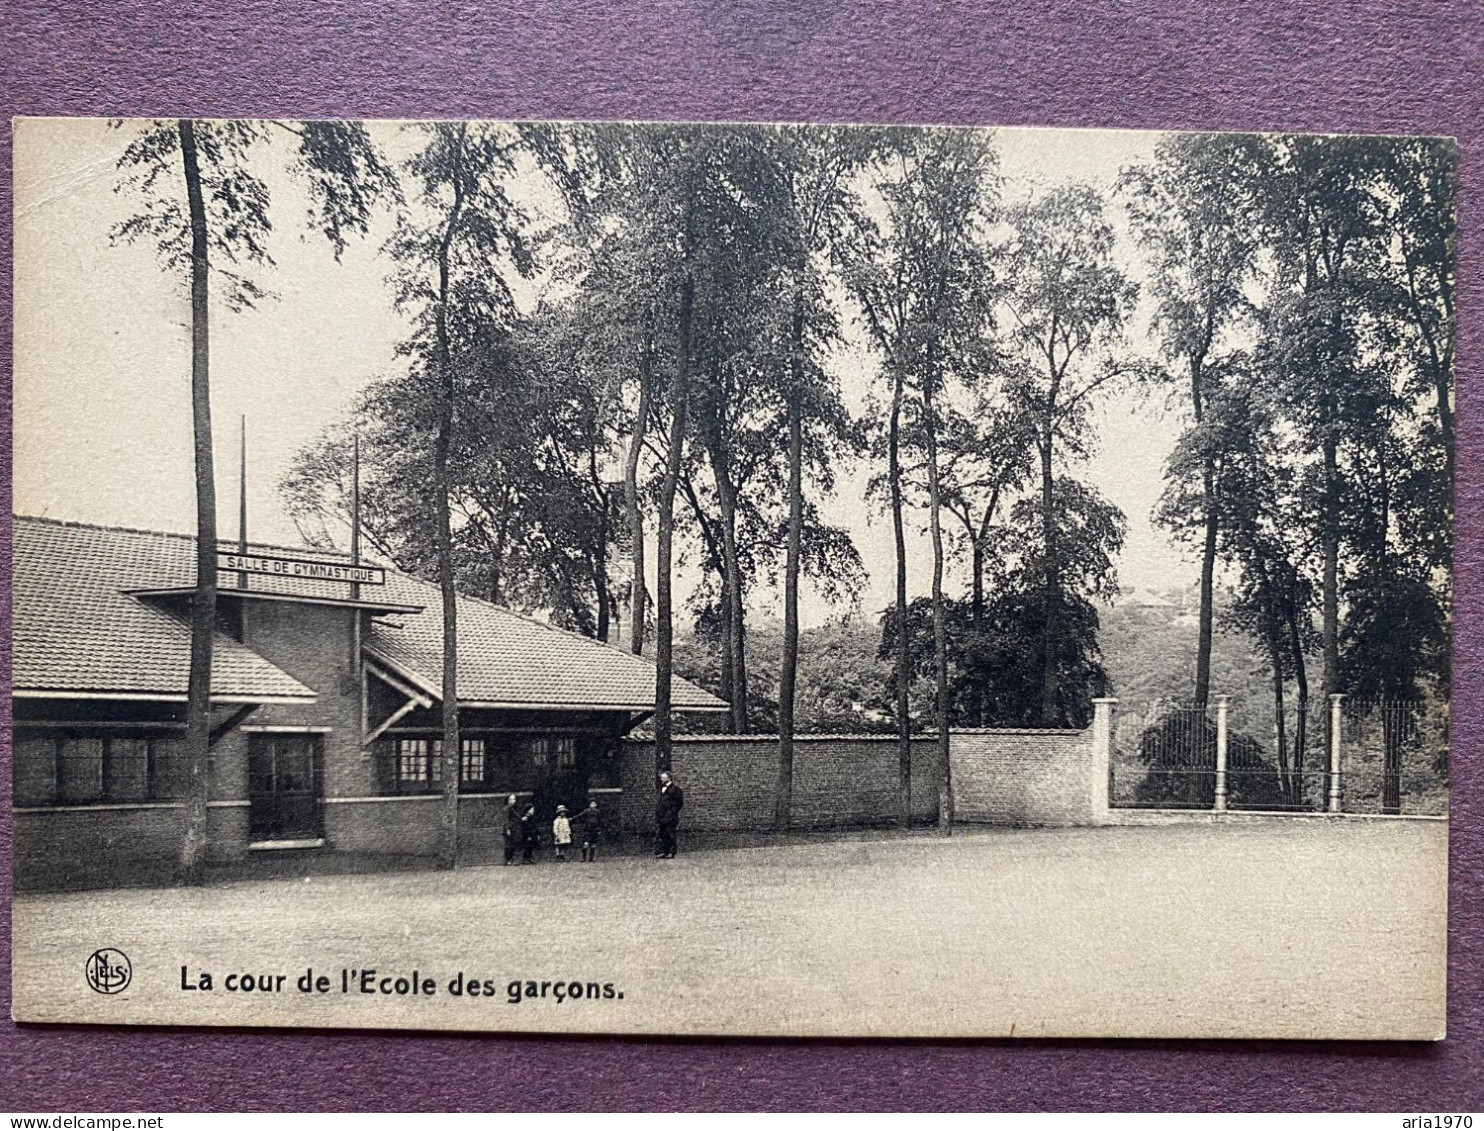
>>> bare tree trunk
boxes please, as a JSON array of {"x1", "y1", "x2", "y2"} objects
[
  {"x1": 586, "y1": 439, "x2": 611, "y2": 643},
  {"x1": 1246, "y1": 553, "x2": 1291, "y2": 804},
  {"x1": 711, "y1": 444, "x2": 748, "y2": 734},
  {"x1": 1284, "y1": 567, "x2": 1310, "y2": 808},
  {"x1": 1364, "y1": 415, "x2": 1406, "y2": 812},
  {"x1": 888, "y1": 360, "x2": 911, "y2": 825},
  {"x1": 177, "y1": 119, "x2": 216, "y2": 886},
  {"x1": 1038, "y1": 433, "x2": 1060, "y2": 725},
  {"x1": 1268, "y1": 648, "x2": 1289, "y2": 805},
  {"x1": 1195, "y1": 466, "x2": 1218, "y2": 704},
  {"x1": 655, "y1": 267, "x2": 693, "y2": 777},
  {"x1": 1291, "y1": 698, "x2": 1309, "y2": 808},
  {"x1": 1189, "y1": 350, "x2": 1216, "y2": 706},
  {"x1": 1382, "y1": 704, "x2": 1404, "y2": 814},
  {"x1": 777, "y1": 377, "x2": 803, "y2": 831},
  {"x1": 433, "y1": 127, "x2": 467, "y2": 871},
  {"x1": 717, "y1": 581, "x2": 734, "y2": 709},
  {"x1": 967, "y1": 490, "x2": 998, "y2": 729},
  {"x1": 624, "y1": 329, "x2": 653, "y2": 654},
  {"x1": 923, "y1": 372, "x2": 952, "y2": 828},
  {"x1": 594, "y1": 491, "x2": 610, "y2": 643},
  {"x1": 970, "y1": 530, "x2": 986, "y2": 728},
  {"x1": 1321, "y1": 429, "x2": 1340, "y2": 764}
]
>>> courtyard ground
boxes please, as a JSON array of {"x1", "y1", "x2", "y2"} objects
[{"x1": 9, "y1": 818, "x2": 1447, "y2": 1040}]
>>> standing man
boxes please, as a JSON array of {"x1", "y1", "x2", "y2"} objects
[
  {"x1": 502, "y1": 794, "x2": 521, "y2": 866},
  {"x1": 655, "y1": 771, "x2": 684, "y2": 859}
]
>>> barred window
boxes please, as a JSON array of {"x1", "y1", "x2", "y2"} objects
[
  {"x1": 461, "y1": 739, "x2": 486, "y2": 785},
  {"x1": 57, "y1": 737, "x2": 104, "y2": 803},
  {"x1": 528, "y1": 737, "x2": 576, "y2": 770},
  {"x1": 52, "y1": 736, "x2": 179, "y2": 804},
  {"x1": 395, "y1": 738, "x2": 427, "y2": 784},
  {"x1": 103, "y1": 737, "x2": 150, "y2": 800},
  {"x1": 395, "y1": 739, "x2": 440, "y2": 788},
  {"x1": 395, "y1": 738, "x2": 489, "y2": 792}
]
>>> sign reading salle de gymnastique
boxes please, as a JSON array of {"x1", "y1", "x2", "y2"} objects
[{"x1": 217, "y1": 551, "x2": 386, "y2": 587}]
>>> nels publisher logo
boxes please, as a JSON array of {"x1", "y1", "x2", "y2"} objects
[{"x1": 84, "y1": 948, "x2": 132, "y2": 995}]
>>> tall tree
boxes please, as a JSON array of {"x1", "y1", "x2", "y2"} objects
[
  {"x1": 543, "y1": 125, "x2": 667, "y2": 654},
  {"x1": 177, "y1": 121, "x2": 217, "y2": 887},
  {"x1": 1121, "y1": 134, "x2": 1262, "y2": 704},
  {"x1": 627, "y1": 126, "x2": 808, "y2": 757},
  {"x1": 1373, "y1": 138, "x2": 1456, "y2": 524},
  {"x1": 386, "y1": 122, "x2": 536, "y2": 867},
  {"x1": 1252, "y1": 136, "x2": 1383, "y2": 721},
  {"x1": 773, "y1": 125, "x2": 873, "y2": 827},
  {"x1": 999, "y1": 184, "x2": 1138, "y2": 726},
  {"x1": 843, "y1": 128, "x2": 1000, "y2": 819},
  {"x1": 1200, "y1": 379, "x2": 1317, "y2": 803},
  {"x1": 113, "y1": 118, "x2": 391, "y2": 883},
  {"x1": 640, "y1": 128, "x2": 714, "y2": 774}
]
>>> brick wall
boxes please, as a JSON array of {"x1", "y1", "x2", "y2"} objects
[
  {"x1": 621, "y1": 735, "x2": 944, "y2": 833},
  {"x1": 13, "y1": 804, "x2": 246, "y2": 891},
  {"x1": 622, "y1": 715, "x2": 1112, "y2": 835},
  {"x1": 950, "y1": 728, "x2": 1099, "y2": 826}
]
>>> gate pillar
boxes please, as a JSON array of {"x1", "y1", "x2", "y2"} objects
[{"x1": 1213, "y1": 696, "x2": 1230, "y2": 812}]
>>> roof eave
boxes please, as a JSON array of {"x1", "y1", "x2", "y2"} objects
[
  {"x1": 454, "y1": 699, "x2": 731, "y2": 712},
  {"x1": 127, "y1": 586, "x2": 425, "y2": 615},
  {"x1": 13, "y1": 688, "x2": 319, "y2": 705}
]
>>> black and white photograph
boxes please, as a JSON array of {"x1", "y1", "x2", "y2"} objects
[{"x1": 9, "y1": 117, "x2": 1454, "y2": 1039}]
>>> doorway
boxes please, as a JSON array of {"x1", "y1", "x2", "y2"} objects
[{"x1": 248, "y1": 733, "x2": 324, "y2": 845}]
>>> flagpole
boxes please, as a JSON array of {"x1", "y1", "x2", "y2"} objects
[
  {"x1": 351, "y1": 430, "x2": 363, "y2": 687},
  {"x1": 238, "y1": 415, "x2": 249, "y2": 591}
]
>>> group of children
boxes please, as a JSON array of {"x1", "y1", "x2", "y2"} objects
[{"x1": 502, "y1": 796, "x2": 602, "y2": 865}]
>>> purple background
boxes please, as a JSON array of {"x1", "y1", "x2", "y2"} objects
[{"x1": 2, "y1": 0, "x2": 1480, "y2": 1111}]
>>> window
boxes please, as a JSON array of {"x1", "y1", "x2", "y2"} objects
[
  {"x1": 51, "y1": 735, "x2": 180, "y2": 804},
  {"x1": 393, "y1": 738, "x2": 487, "y2": 792},
  {"x1": 461, "y1": 739, "x2": 486, "y2": 786},
  {"x1": 528, "y1": 737, "x2": 576, "y2": 771},
  {"x1": 394, "y1": 739, "x2": 440, "y2": 789},
  {"x1": 104, "y1": 737, "x2": 150, "y2": 800},
  {"x1": 57, "y1": 737, "x2": 103, "y2": 802}
]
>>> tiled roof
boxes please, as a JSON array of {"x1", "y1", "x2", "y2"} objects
[
  {"x1": 367, "y1": 577, "x2": 724, "y2": 712},
  {"x1": 13, "y1": 517, "x2": 315, "y2": 701},
  {"x1": 13, "y1": 515, "x2": 724, "y2": 713}
]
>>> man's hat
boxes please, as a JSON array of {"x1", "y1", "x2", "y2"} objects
[{"x1": 556, "y1": 804, "x2": 568, "y2": 813}]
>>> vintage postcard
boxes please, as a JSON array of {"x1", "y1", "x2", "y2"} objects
[{"x1": 9, "y1": 118, "x2": 1452, "y2": 1039}]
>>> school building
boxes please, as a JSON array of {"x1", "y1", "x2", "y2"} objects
[{"x1": 11, "y1": 515, "x2": 726, "y2": 890}]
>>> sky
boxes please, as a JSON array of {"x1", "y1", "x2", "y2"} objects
[{"x1": 13, "y1": 118, "x2": 1188, "y2": 628}]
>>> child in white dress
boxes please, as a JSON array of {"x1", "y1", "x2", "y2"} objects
[{"x1": 552, "y1": 805, "x2": 572, "y2": 862}]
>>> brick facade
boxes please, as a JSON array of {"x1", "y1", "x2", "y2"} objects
[{"x1": 13, "y1": 593, "x2": 638, "y2": 889}]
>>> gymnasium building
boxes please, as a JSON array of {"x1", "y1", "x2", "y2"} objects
[{"x1": 11, "y1": 515, "x2": 725, "y2": 890}]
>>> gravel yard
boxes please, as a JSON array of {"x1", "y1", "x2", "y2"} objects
[{"x1": 10, "y1": 818, "x2": 1447, "y2": 1040}]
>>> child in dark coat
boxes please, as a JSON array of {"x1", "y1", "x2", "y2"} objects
[
  {"x1": 519, "y1": 804, "x2": 540, "y2": 864},
  {"x1": 572, "y1": 799, "x2": 602, "y2": 862}
]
